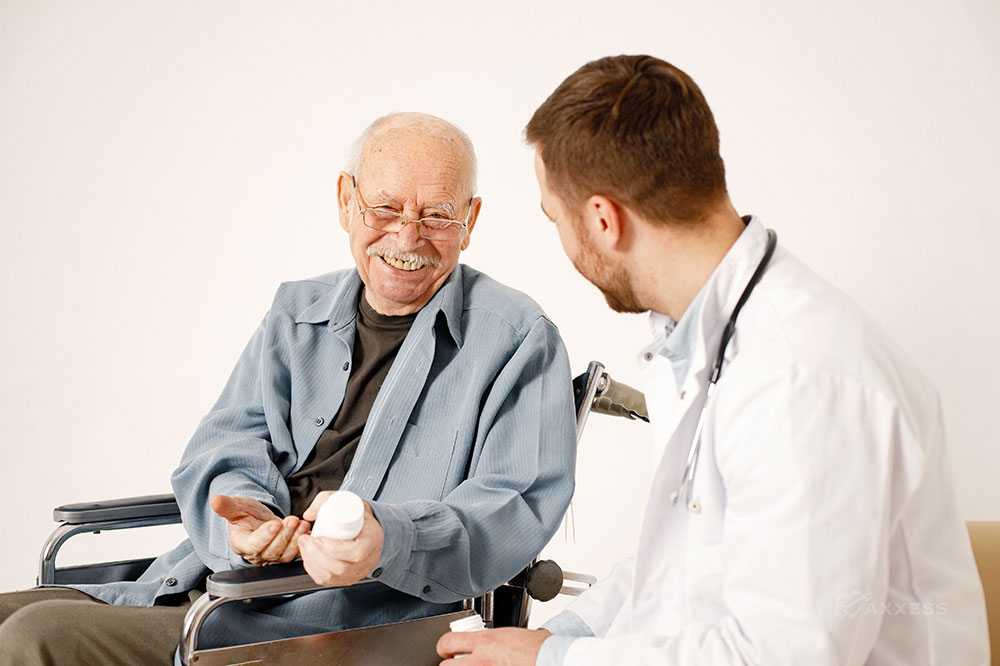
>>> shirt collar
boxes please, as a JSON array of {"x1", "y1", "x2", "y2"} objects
[
  {"x1": 293, "y1": 264, "x2": 465, "y2": 347},
  {"x1": 640, "y1": 216, "x2": 772, "y2": 389}
]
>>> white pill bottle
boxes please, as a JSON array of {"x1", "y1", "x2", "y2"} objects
[
  {"x1": 311, "y1": 490, "x2": 364, "y2": 540},
  {"x1": 449, "y1": 613, "x2": 486, "y2": 659}
]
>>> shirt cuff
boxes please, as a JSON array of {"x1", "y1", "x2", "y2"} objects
[
  {"x1": 536, "y1": 611, "x2": 593, "y2": 666},
  {"x1": 541, "y1": 610, "x2": 594, "y2": 637},
  {"x1": 537, "y1": 635, "x2": 580, "y2": 666},
  {"x1": 367, "y1": 499, "x2": 416, "y2": 588}
]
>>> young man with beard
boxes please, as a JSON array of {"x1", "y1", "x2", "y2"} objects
[{"x1": 437, "y1": 55, "x2": 988, "y2": 666}]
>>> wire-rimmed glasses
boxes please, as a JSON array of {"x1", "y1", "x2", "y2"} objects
[{"x1": 350, "y1": 176, "x2": 472, "y2": 241}]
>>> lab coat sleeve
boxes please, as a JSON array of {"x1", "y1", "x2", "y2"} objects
[
  {"x1": 556, "y1": 363, "x2": 921, "y2": 665},
  {"x1": 170, "y1": 314, "x2": 291, "y2": 573},
  {"x1": 367, "y1": 315, "x2": 577, "y2": 601},
  {"x1": 537, "y1": 558, "x2": 634, "y2": 665},
  {"x1": 546, "y1": 557, "x2": 636, "y2": 637}
]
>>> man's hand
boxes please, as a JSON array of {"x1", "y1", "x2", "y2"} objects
[
  {"x1": 436, "y1": 627, "x2": 551, "y2": 665},
  {"x1": 298, "y1": 492, "x2": 384, "y2": 587},
  {"x1": 210, "y1": 495, "x2": 310, "y2": 566}
]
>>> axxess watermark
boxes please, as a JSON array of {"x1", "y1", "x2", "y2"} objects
[{"x1": 835, "y1": 591, "x2": 949, "y2": 618}]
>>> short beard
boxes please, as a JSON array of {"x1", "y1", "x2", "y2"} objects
[{"x1": 573, "y1": 228, "x2": 646, "y2": 314}]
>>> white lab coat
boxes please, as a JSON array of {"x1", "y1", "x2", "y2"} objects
[{"x1": 557, "y1": 219, "x2": 989, "y2": 665}]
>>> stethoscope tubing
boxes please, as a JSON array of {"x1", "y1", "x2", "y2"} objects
[{"x1": 670, "y1": 228, "x2": 778, "y2": 513}]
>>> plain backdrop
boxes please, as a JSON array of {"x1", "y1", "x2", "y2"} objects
[{"x1": 1, "y1": 0, "x2": 998, "y2": 627}]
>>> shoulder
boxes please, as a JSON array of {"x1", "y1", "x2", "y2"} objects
[
  {"x1": 732, "y1": 248, "x2": 937, "y2": 409},
  {"x1": 266, "y1": 268, "x2": 357, "y2": 319},
  {"x1": 457, "y1": 264, "x2": 557, "y2": 337}
]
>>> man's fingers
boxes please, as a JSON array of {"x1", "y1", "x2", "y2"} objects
[
  {"x1": 302, "y1": 491, "x2": 334, "y2": 522},
  {"x1": 436, "y1": 630, "x2": 480, "y2": 659},
  {"x1": 277, "y1": 521, "x2": 311, "y2": 563},
  {"x1": 299, "y1": 535, "x2": 350, "y2": 586},
  {"x1": 235, "y1": 519, "x2": 283, "y2": 557},
  {"x1": 257, "y1": 516, "x2": 300, "y2": 562}
]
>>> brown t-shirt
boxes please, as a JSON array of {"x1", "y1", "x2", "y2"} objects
[{"x1": 285, "y1": 292, "x2": 416, "y2": 517}]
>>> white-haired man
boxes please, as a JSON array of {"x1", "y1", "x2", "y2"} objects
[{"x1": 0, "y1": 112, "x2": 577, "y2": 665}]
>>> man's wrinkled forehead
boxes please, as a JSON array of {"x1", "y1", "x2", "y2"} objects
[{"x1": 358, "y1": 127, "x2": 474, "y2": 202}]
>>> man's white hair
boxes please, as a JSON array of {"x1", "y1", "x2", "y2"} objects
[{"x1": 346, "y1": 112, "x2": 478, "y2": 196}]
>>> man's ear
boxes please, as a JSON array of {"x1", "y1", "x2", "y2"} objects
[
  {"x1": 459, "y1": 197, "x2": 482, "y2": 251},
  {"x1": 583, "y1": 194, "x2": 625, "y2": 251},
  {"x1": 336, "y1": 172, "x2": 355, "y2": 232}
]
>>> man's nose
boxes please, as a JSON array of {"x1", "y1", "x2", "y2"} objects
[{"x1": 395, "y1": 218, "x2": 423, "y2": 248}]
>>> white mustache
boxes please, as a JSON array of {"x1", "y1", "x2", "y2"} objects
[{"x1": 367, "y1": 246, "x2": 441, "y2": 268}]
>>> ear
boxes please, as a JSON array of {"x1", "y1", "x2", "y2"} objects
[
  {"x1": 336, "y1": 171, "x2": 355, "y2": 233},
  {"x1": 459, "y1": 197, "x2": 482, "y2": 251},
  {"x1": 582, "y1": 194, "x2": 624, "y2": 251}
]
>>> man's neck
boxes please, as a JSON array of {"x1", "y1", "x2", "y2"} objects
[{"x1": 635, "y1": 207, "x2": 746, "y2": 321}]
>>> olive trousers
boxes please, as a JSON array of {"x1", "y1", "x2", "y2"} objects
[{"x1": 0, "y1": 587, "x2": 192, "y2": 666}]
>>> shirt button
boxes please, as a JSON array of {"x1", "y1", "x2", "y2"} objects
[
  {"x1": 165, "y1": 577, "x2": 177, "y2": 587},
  {"x1": 371, "y1": 567, "x2": 382, "y2": 578},
  {"x1": 680, "y1": 391, "x2": 687, "y2": 400},
  {"x1": 644, "y1": 352, "x2": 653, "y2": 361},
  {"x1": 422, "y1": 585, "x2": 431, "y2": 594},
  {"x1": 343, "y1": 362, "x2": 350, "y2": 371},
  {"x1": 314, "y1": 417, "x2": 325, "y2": 427}
]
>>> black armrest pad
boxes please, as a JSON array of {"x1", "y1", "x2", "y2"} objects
[
  {"x1": 54, "y1": 494, "x2": 180, "y2": 524},
  {"x1": 207, "y1": 561, "x2": 374, "y2": 599}
]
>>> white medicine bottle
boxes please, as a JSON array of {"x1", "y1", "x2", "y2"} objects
[
  {"x1": 311, "y1": 490, "x2": 364, "y2": 540},
  {"x1": 449, "y1": 613, "x2": 486, "y2": 659}
]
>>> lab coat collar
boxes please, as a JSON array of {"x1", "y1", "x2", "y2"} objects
[
  {"x1": 292, "y1": 265, "x2": 465, "y2": 347},
  {"x1": 693, "y1": 216, "x2": 772, "y2": 370},
  {"x1": 642, "y1": 216, "x2": 772, "y2": 389}
]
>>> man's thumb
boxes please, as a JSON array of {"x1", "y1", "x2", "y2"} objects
[{"x1": 210, "y1": 494, "x2": 237, "y2": 520}]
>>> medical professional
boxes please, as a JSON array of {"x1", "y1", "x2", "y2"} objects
[{"x1": 437, "y1": 54, "x2": 989, "y2": 665}]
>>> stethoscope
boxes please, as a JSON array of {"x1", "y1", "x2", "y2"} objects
[{"x1": 669, "y1": 228, "x2": 778, "y2": 513}]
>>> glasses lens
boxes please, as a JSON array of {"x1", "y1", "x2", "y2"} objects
[
  {"x1": 363, "y1": 209, "x2": 401, "y2": 231},
  {"x1": 419, "y1": 222, "x2": 463, "y2": 240}
]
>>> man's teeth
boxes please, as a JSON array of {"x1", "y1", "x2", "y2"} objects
[{"x1": 382, "y1": 256, "x2": 422, "y2": 271}]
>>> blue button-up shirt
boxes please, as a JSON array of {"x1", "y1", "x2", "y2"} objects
[{"x1": 68, "y1": 263, "x2": 577, "y2": 648}]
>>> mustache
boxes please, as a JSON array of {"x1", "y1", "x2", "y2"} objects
[{"x1": 366, "y1": 246, "x2": 442, "y2": 268}]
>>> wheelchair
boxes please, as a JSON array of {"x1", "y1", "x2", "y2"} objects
[{"x1": 37, "y1": 362, "x2": 648, "y2": 665}]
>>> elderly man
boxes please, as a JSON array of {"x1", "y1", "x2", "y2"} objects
[
  {"x1": 0, "y1": 112, "x2": 577, "y2": 665},
  {"x1": 437, "y1": 56, "x2": 988, "y2": 665}
]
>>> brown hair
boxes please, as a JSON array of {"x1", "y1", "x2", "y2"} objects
[{"x1": 525, "y1": 54, "x2": 727, "y2": 224}]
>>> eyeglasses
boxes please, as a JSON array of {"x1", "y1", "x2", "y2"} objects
[{"x1": 350, "y1": 176, "x2": 472, "y2": 241}]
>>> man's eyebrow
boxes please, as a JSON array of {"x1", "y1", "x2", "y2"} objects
[
  {"x1": 428, "y1": 201, "x2": 457, "y2": 218},
  {"x1": 368, "y1": 189, "x2": 401, "y2": 205},
  {"x1": 366, "y1": 190, "x2": 458, "y2": 218}
]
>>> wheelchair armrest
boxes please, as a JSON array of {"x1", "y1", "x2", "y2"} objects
[
  {"x1": 53, "y1": 493, "x2": 180, "y2": 524},
  {"x1": 205, "y1": 560, "x2": 376, "y2": 599},
  {"x1": 183, "y1": 562, "x2": 376, "y2": 663},
  {"x1": 40, "y1": 494, "x2": 182, "y2": 586}
]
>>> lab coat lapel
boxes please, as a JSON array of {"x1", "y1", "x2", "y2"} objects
[{"x1": 629, "y1": 219, "x2": 773, "y2": 621}]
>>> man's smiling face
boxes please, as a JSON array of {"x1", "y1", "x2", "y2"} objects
[{"x1": 338, "y1": 121, "x2": 479, "y2": 316}]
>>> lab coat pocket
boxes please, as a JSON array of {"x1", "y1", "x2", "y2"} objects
[{"x1": 378, "y1": 422, "x2": 459, "y2": 502}]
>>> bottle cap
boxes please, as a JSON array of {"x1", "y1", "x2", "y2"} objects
[
  {"x1": 449, "y1": 614, "x2": 486, "y2": 633},
  {"x1": 312, "y1": 490, "x2": 364, "y2": 540}
]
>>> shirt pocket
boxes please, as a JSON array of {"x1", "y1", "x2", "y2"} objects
[{"x1": 377, "y1": 422, "x2": 459, "y2": 502}]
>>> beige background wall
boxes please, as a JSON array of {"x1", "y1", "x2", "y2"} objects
[{"x1": 1, "y1": 0, "x2": 998, "y2": 625}]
